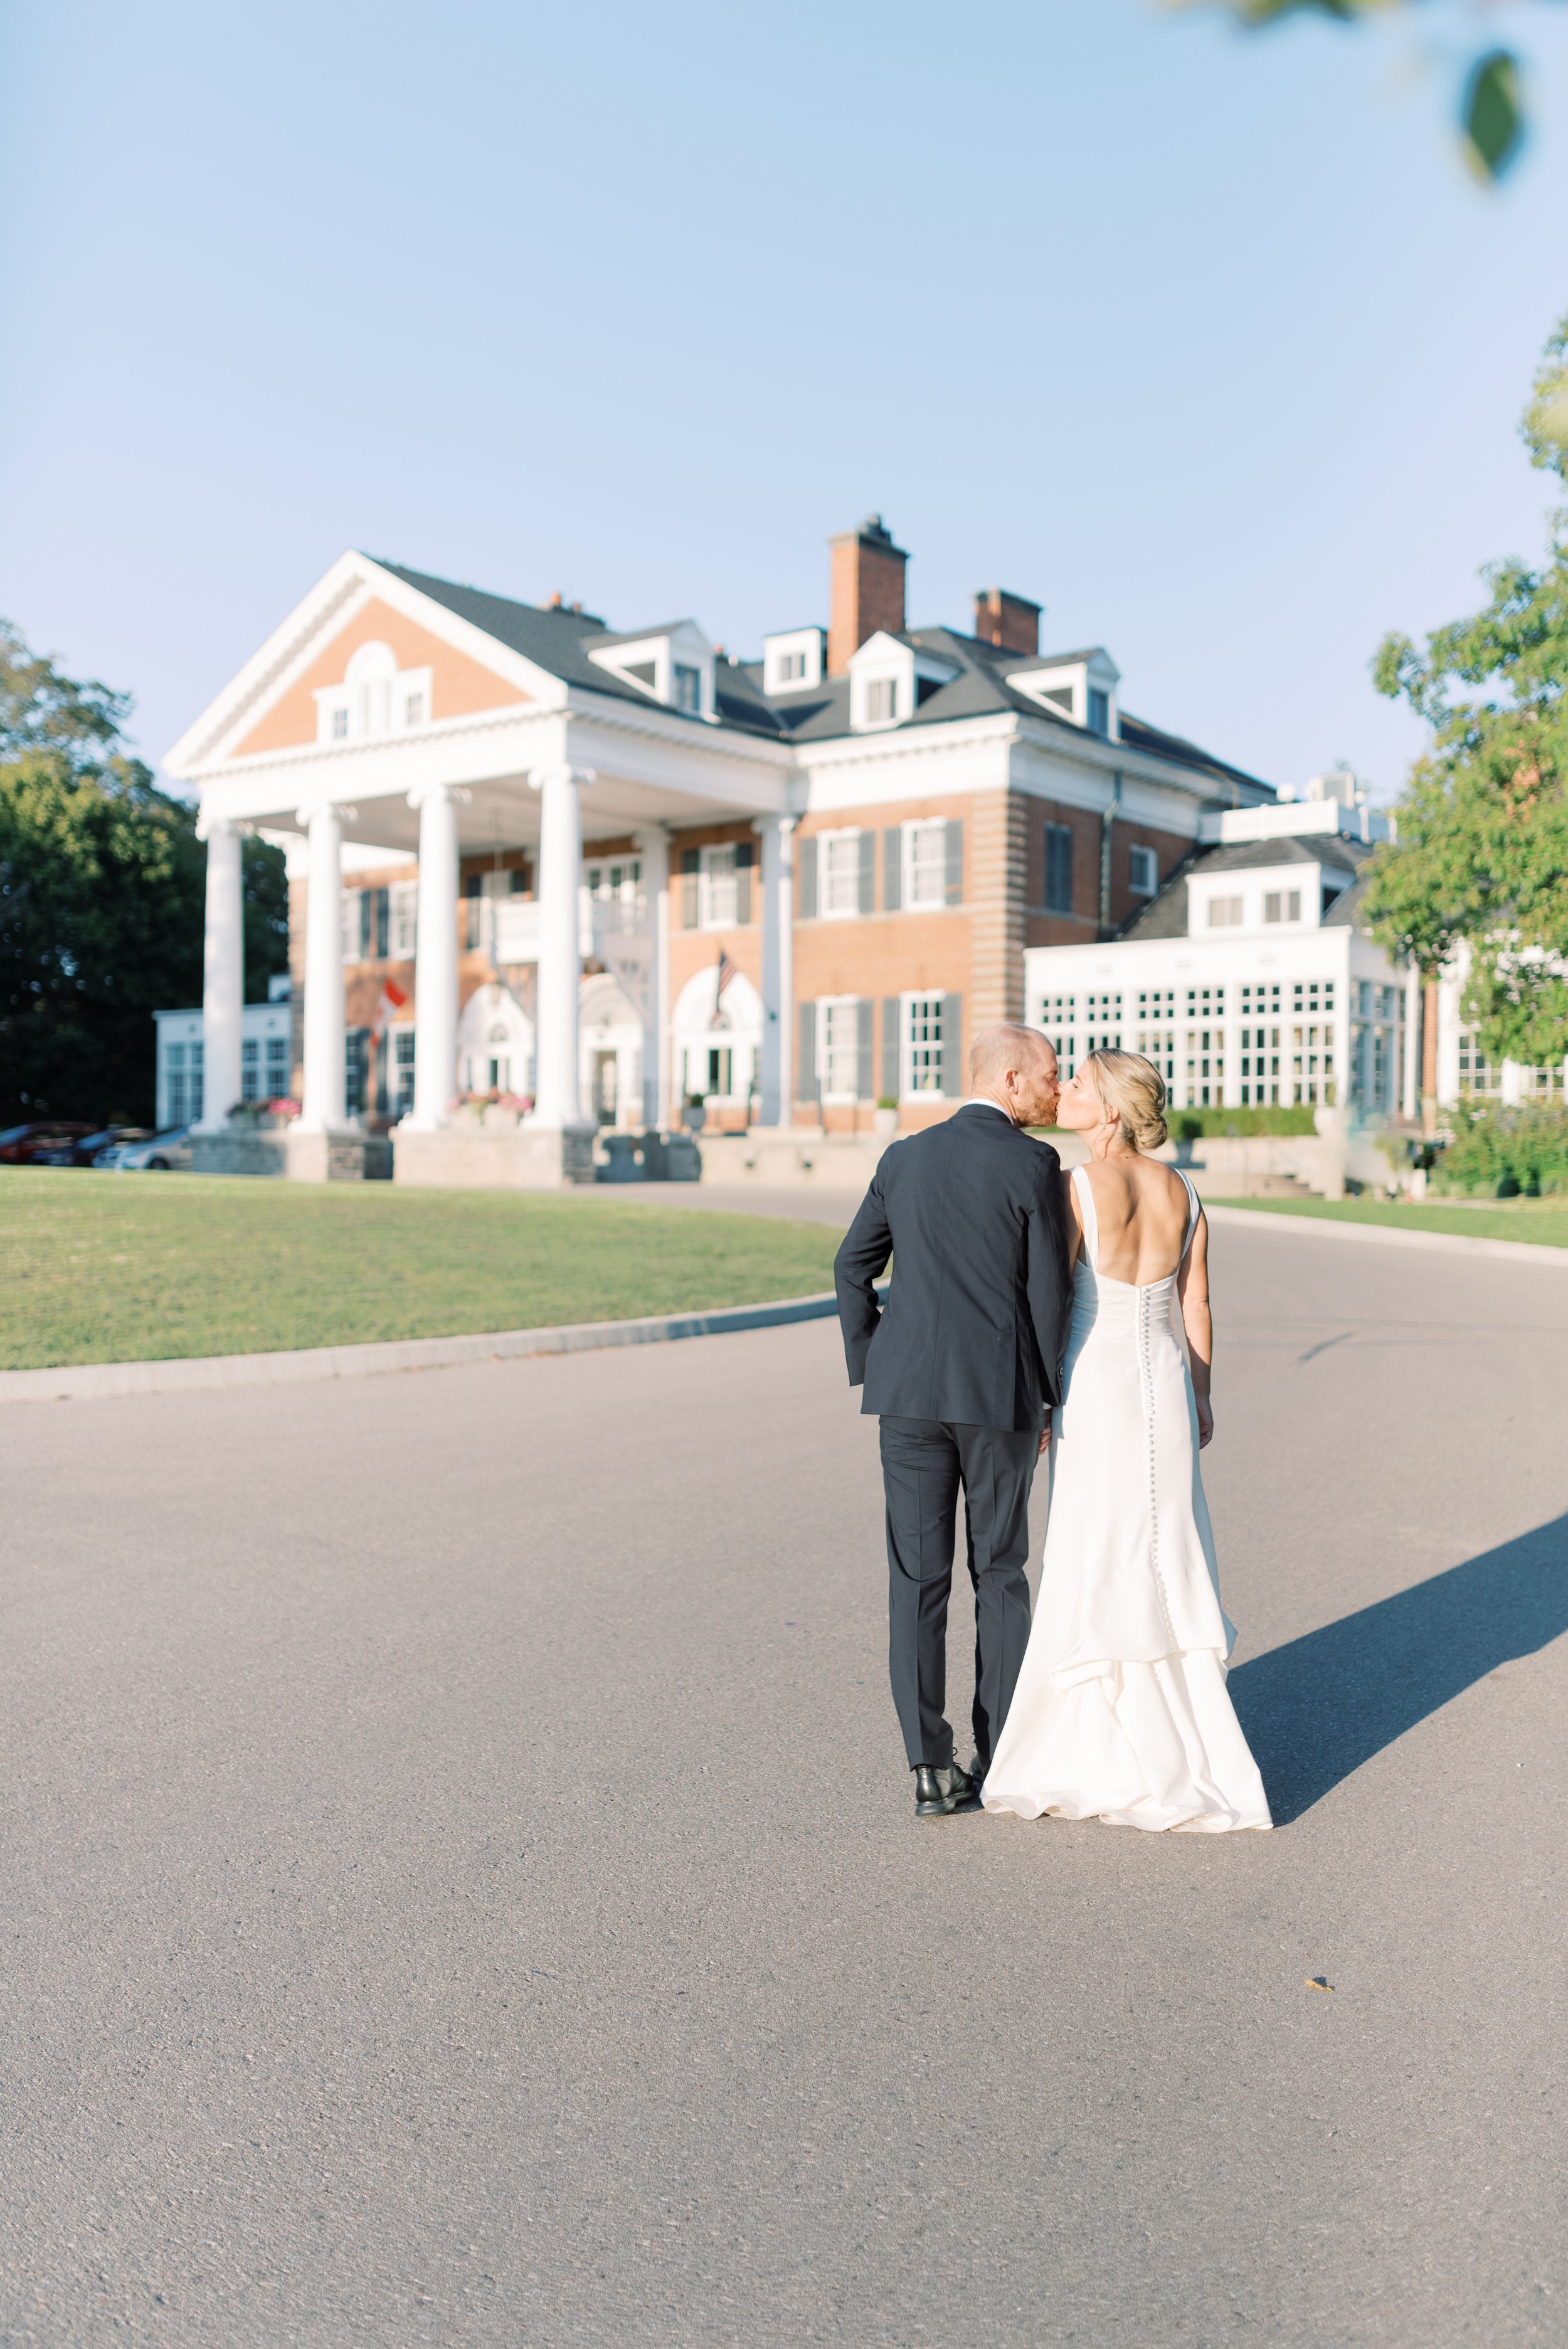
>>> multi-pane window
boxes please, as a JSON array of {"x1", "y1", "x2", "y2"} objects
[
  {"x1": 674, "y1": 664, "x2": 702, "y2": 714},
  {"x1": 1129, "y1": 844, "x2": 1158, "y2": 898},
  {"x1": 1208, "y1": 896, "x2": 1243, "y2": 928},
  {"x1": 1136, "y1": 989, "x2": 1177, "y2": 1088},
  {"x1": 393, "y1": 1029, "x2": 416, "y2": 1116},
  {"x1": 865, "y1": 677, "x2": 898, "y2": 723},
  {"x1": 1525, "y1": 1062, "x2": 1567, "y2": 1096},
  {"x1": 1087, "y1": 687, "x2": 1110, "y2": 736},
  {"x1": 1184, "y1": 985, "x2": 1226, "y2": 1108},
  {"x1": 266, "y1": 1036, "x2": 290, "y2": 1099},
  {"x1": 167, "y1": 1042, "x2": 187, "y2": 1126},
  {"x1": 390, "y1": 881, "x2": 418, "y2": 956},
  {"x1": 904, "y1": 822, "x2": 947, "y2": 909},
  {"x1": 403, "y1": 691, "x2": 425, "y2": 726},
  {"x1": 241, "y1": 1037, "x2": 261, "y2": 1103},
  {"x1": 778, "y1": 649, "x2": 806, "y2": 682},
  {"x1": 820, "y1": 830, "x2": 863, "y2": 918},
  {"x1": 1083, "y1": 992, "x2": 1122, "y2": 1053},
  {"x1": 1264, "y1": 890, "x2": 1302, "y2": 925},
  {"x1": 904, "y1": 995, "x2": 948, "y2": 1095},
  {"x1": 1239, "y1": 984, "x2": 1281, "y2": 1105},
  {"x1": 1044, "y1": 823, "x2": 1074, "y2": 915},
  {"x1": 1292, "y1": 980, "x2": 1334, "y2": 1013},
  {"x1": 1039, "y1": 992, "x2": 1076, "y2": 1077},
  {"x1": 820, "y1": 1000, "x2": 862, "y2": 1100},
  {"x1": 332, "y1": 707, "x2": 349, "y2": 740},
  {"x1": 698, "y1": 846, "x2": 737, "y2": 927}
]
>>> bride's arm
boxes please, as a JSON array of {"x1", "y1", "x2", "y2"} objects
[{"x1": 1177, "y1": 1210, "x2": 1214, "y2": 1448}]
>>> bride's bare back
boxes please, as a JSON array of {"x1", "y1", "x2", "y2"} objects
[{"x1": 1066, "y1": 1155, "x2": 1193, "y2": 1285}]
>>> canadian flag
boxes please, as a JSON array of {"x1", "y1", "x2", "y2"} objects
[{"x1": 369, "y1": 977, "x2": 410, "y2": 1049}]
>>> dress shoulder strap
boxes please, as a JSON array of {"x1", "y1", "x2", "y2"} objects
[
  {"x1": 1178, "y1": 1169, "x2": 1202, "y2": 1261},
  {"x1": 1071, "y1": 1162, "x2": 1099, "y2": 1273}
]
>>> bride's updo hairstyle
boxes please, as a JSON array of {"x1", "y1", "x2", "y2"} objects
[{"x1": 1082, "y1": 1049, "x2": 1168, "y2": 1153}]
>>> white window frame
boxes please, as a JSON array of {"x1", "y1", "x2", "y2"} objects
[
  {"x1": 1207, "y1": 896, "x2": 1244, "y2": 929},
  {"x1": 391, "y1": 1026, "x2": 416, "y2": 1117},
  {"x1": 902, "y1": 819, "x2": 947, "y2": 910},
  {"x1": 901, "y1": 992, "x2": 949, "y2": 1100},
  {"x1": 817, "y1": 995, "x2": 862, "y2": 1103},
  {"x1": 341, "y1": 889, "x2": 363, "y2": 963},
  {"x1": 389, "y1": 881, "x2": 418, "y2": 957},
  {"x1": 1264, "y1": 889, "x2": 1303, "y2": 925},
  {"x1": 818, "y1": 828, "x2": 862, "y2": 920},
  {"x1": 698, "y1": 844, "x2": 738, "y2": 929}
]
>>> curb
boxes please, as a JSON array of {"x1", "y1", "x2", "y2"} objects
[
  {"x1": 0, "y1": 1291, "x2": 842, "y2": 1406},
  {"x1": 1204, "y1": 1203, "x2": 1568, "y2": 1268}
]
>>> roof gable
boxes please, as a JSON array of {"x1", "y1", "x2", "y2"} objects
[{"x1": 232, "y1": 595, "x2": 530, "y2": 757}]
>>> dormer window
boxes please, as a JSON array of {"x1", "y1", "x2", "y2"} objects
[
  {"x1": 1013, "y1": 650, "x2": 1121, "y2": 740},
  {"x1": 404, "y1": 692, "x2": 425, "y2": 726},
  {"x1": 1208, "y1": 897, "x2": 1243, "y2": 928},
  {"x1": 1088, "y1": 688, "x2": 1110, "y2": 736},
  {"x1": 762, "y1": 627, "x2": 825, "y2": 694},
  {"x1": 866, "y1": 678, "x2": 898, "y2": 723},
  {"x1": 585, "y1": 624, "x2": 717, "y2": 719},
  {"x1": 1264, "y1": 890, "x2": 1301, "y2": 924},
  {"x1": 332, "y1": 708, "x2": 349, "y2": 740}
]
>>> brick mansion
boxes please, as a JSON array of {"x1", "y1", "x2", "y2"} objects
[{"x1": 162, "y1": 516, "x2": 1525, "y2": 1182}]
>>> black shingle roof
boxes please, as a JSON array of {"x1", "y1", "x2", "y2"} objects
[
  {"x1": 374, "y1": 556, "x2": 1274, "y2": 789},
  {"x1": 1116, "y1": 830, "x2": 1374, "y2": 942}
]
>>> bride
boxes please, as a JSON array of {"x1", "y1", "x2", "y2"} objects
[{"x1": 982, "y1": 1049, "x2": 1271, "y2": 1834}]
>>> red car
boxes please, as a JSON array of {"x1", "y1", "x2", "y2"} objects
[{"x1": 0, "y1": 1121, "x2": 100, "y2": 1165}]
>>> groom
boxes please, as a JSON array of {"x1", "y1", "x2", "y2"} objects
[{"x1": 834, "y1": 1024, "x2": 1071, "y2": 1818}]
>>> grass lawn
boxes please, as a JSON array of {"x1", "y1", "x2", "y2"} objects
[
  {"x1": 0, "y1": 1171, "x2": 845, "y2": 1371},
  {"x1": 1206, "y1": 1193, "x2": 1568, "y2": 1249}
]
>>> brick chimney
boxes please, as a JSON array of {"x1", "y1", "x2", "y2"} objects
[
  {"x1": 828, "y1": 514, "x2": 908, "y2": 675},
  {"x1": 974, "y1": 588, "x2": 1041, "y2": 657}
]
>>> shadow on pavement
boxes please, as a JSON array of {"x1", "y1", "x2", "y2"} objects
[{"x1": 1229, "y1": 1514, "x2": 1568, "y2": 1825}]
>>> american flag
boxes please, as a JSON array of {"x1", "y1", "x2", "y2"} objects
[{"x1": 711, "y1": 949, "x2": 736, "y2": 1026}]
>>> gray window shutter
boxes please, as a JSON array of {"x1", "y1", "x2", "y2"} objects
[
  {"x1": 735, "y1": 840, "x2": 753, "y2": 925},
  {"x1": 681, "y1": 847, "x2": 699, "y2": 929},
  {"x1": 881, "y1": 997, "x2": 901, "y2": 1101},
  {"x1": 856, "y1": 999, "x2": 874, "y2": 1101},
  {"x1": 797, "y1": 835, "x2": 817, "y2": 920},
  {"x1": 945, "y1": 820, "x2": 963, "y2": 906},
  {"x1": 799, "y1": 1001, "x2": 818, "y2": 1098},
  {"x1": 942, "y1": 994, "x2": 961, "y2": 1095},
  {"x1": 882, "y1": 827, "x2": 902, "y2": 912},
  {"x1": 858, "y1": 830, "x2": 875, "y2": 915}
]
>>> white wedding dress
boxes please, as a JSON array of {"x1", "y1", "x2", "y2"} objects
[{"x1": 982, "y1": 1164, "x2": 1271, "y2": 1834}]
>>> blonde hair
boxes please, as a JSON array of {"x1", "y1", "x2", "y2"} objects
[{"x1": 1081, "y1": 1049, "x2": 1168, "y2": 1153}]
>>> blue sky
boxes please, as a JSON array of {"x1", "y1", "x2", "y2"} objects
[{"x1": 4, "y1": 0, "x2": 1567, "y2": 800}]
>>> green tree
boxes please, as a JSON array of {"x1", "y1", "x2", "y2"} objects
[
  {"x1": 0, "y1": 623, "x2": 287, "y2": 1124},
  {"x1": 1362, "y1": 316, "x2": 1568, "y2": 1070}
]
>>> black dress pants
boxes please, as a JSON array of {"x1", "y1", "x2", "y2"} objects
[{"x1": 878, "y1": 1416, "x2": 1039, "y2": 1772}]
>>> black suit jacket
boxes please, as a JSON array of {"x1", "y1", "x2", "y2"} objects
[{"x1": 833, "y1": 1103, "x2": 1073, "y2": 1432}]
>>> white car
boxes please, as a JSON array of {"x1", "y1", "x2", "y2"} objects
[{"x1": 94, "y1": 1125, "x2": 193, "y2": 1171}]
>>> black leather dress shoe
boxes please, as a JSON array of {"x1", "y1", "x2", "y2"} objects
[{"x1": 914, "y1": 1763, "x2": 982, "y2": 1817}]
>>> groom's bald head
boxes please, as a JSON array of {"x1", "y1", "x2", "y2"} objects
[{"x1": 968, "y1": 1024, "x2": 1059, "y2": 1126}]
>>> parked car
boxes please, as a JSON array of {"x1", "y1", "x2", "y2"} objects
[
  {"x1": 0, "y1": 1121, "x2": 99, "y2": 1165},
  {"x1": 93, "y1": 1125, "x2": 193, "y2": 1171},
  {"x1": 65, "y1": 1125, "x2": 153, "y2": 1166}
]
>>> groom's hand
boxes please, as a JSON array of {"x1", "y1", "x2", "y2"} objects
[{"x1": 1037, "y1": 1424, "x2": 1051, "y2": 1456}]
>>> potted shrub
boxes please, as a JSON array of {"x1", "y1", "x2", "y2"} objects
[{"x1": 872, "y1": 1097, "x2": 899, "y2": 1143}]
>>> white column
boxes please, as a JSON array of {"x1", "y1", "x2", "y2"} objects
[
  {"x1": 635, "y1": 824, "x2": 670, "y2": 1131},
  {"x1": 405, "y1": 784, "x2": 462, "y2": 1129},
  {"x1": 756, "y1": 814, "x2": 795, "y2": 1126},
  {"x1": 194, "y1": 814, "x2": 243, "y2": 1132},
  {"x1": 297, "y1": 803, "x2": 348, "y2": 1132},
  {"x1": 529, "y1": 765, "x2": 594, "y2": 1128},
  {"x1": 1402, "y1": 962, "x2": 1421, "y2": 1121}
]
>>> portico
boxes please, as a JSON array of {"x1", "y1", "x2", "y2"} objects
[{"x1": 164, "y1": 553, "x2": 793, "y2": 1183}]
